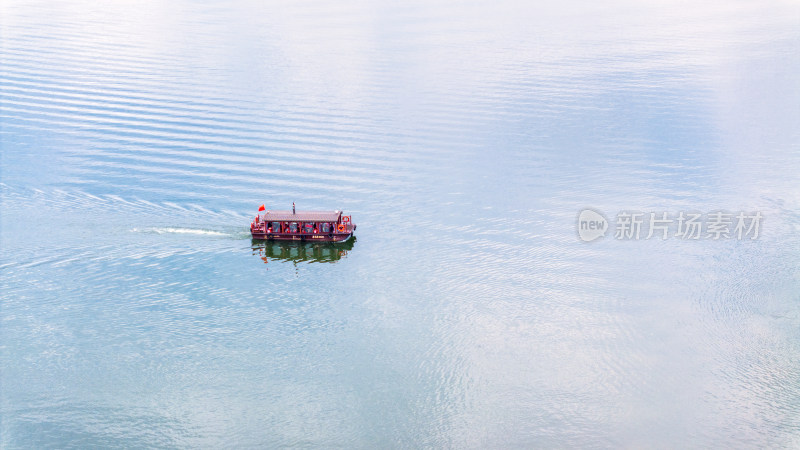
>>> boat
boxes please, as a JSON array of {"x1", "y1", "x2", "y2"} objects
[{"x1": 250, "y1": 204, "x2": 356, "y2": 242}]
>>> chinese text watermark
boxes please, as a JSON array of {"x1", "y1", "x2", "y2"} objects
[{"x1": 577, "y1": 209, "x2": 762, "y2": 242}]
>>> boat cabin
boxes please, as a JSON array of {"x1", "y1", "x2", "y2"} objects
[{"x1": 250, "y1": 209, "x2": 355, "y2": 242}]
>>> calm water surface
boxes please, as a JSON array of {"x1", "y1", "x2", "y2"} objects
[{"x1": 2, "y1": 0, "x2": 799, "y2": 447}]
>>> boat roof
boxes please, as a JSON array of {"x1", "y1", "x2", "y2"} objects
[{"x1": 260, "y1": 210, "x2": 342, "y2": 222}]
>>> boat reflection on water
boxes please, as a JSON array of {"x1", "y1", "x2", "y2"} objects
[{"x1": 252, "y1": 238, "x2": 356, "y2": 265}]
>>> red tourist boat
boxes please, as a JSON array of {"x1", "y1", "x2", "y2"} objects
[{"x1": 250, "y1": 203, "x2": 356, "y2": 242}]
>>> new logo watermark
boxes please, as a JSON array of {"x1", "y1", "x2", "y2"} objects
[
  {"x1": 577, "y1": 209, "x2": 762, "y2": 242},
  {"x1": 577, "y1": 209, "x2": 608, "y2": 242}
]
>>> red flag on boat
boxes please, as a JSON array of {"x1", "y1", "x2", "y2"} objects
[{"x1": 258, "y1": 204, "x2": 265, "y2": 211}]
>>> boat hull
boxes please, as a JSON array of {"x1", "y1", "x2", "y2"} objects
[{"x1": 251, "y1": 232, "x2": 353, "y2": 242}]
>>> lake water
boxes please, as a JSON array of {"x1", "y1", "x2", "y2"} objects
[{"x1": 2, "y1": 0, "x2": 799, "y2": 447}]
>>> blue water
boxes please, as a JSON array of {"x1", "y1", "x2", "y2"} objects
[{"x1": 2, "y1": 0, "x2": 799, "y2": 447}]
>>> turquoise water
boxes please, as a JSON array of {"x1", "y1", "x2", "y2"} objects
[{"x1": 2, "y1": 0, "x2": 799, "y2": 447}]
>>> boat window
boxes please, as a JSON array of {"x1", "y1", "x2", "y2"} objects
[
  {"x1": 304, "y1": 223, "x2": 314, "y2": 233},
  {"x1": 289, "y1": 222, "x2": 298, "y2": 232},
  {"x1": 271, "y1": 222, "x2": 280, "y2": 231},
  {"x1": 321, "y1": 223, "x2": 330, "y2": 233}
]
